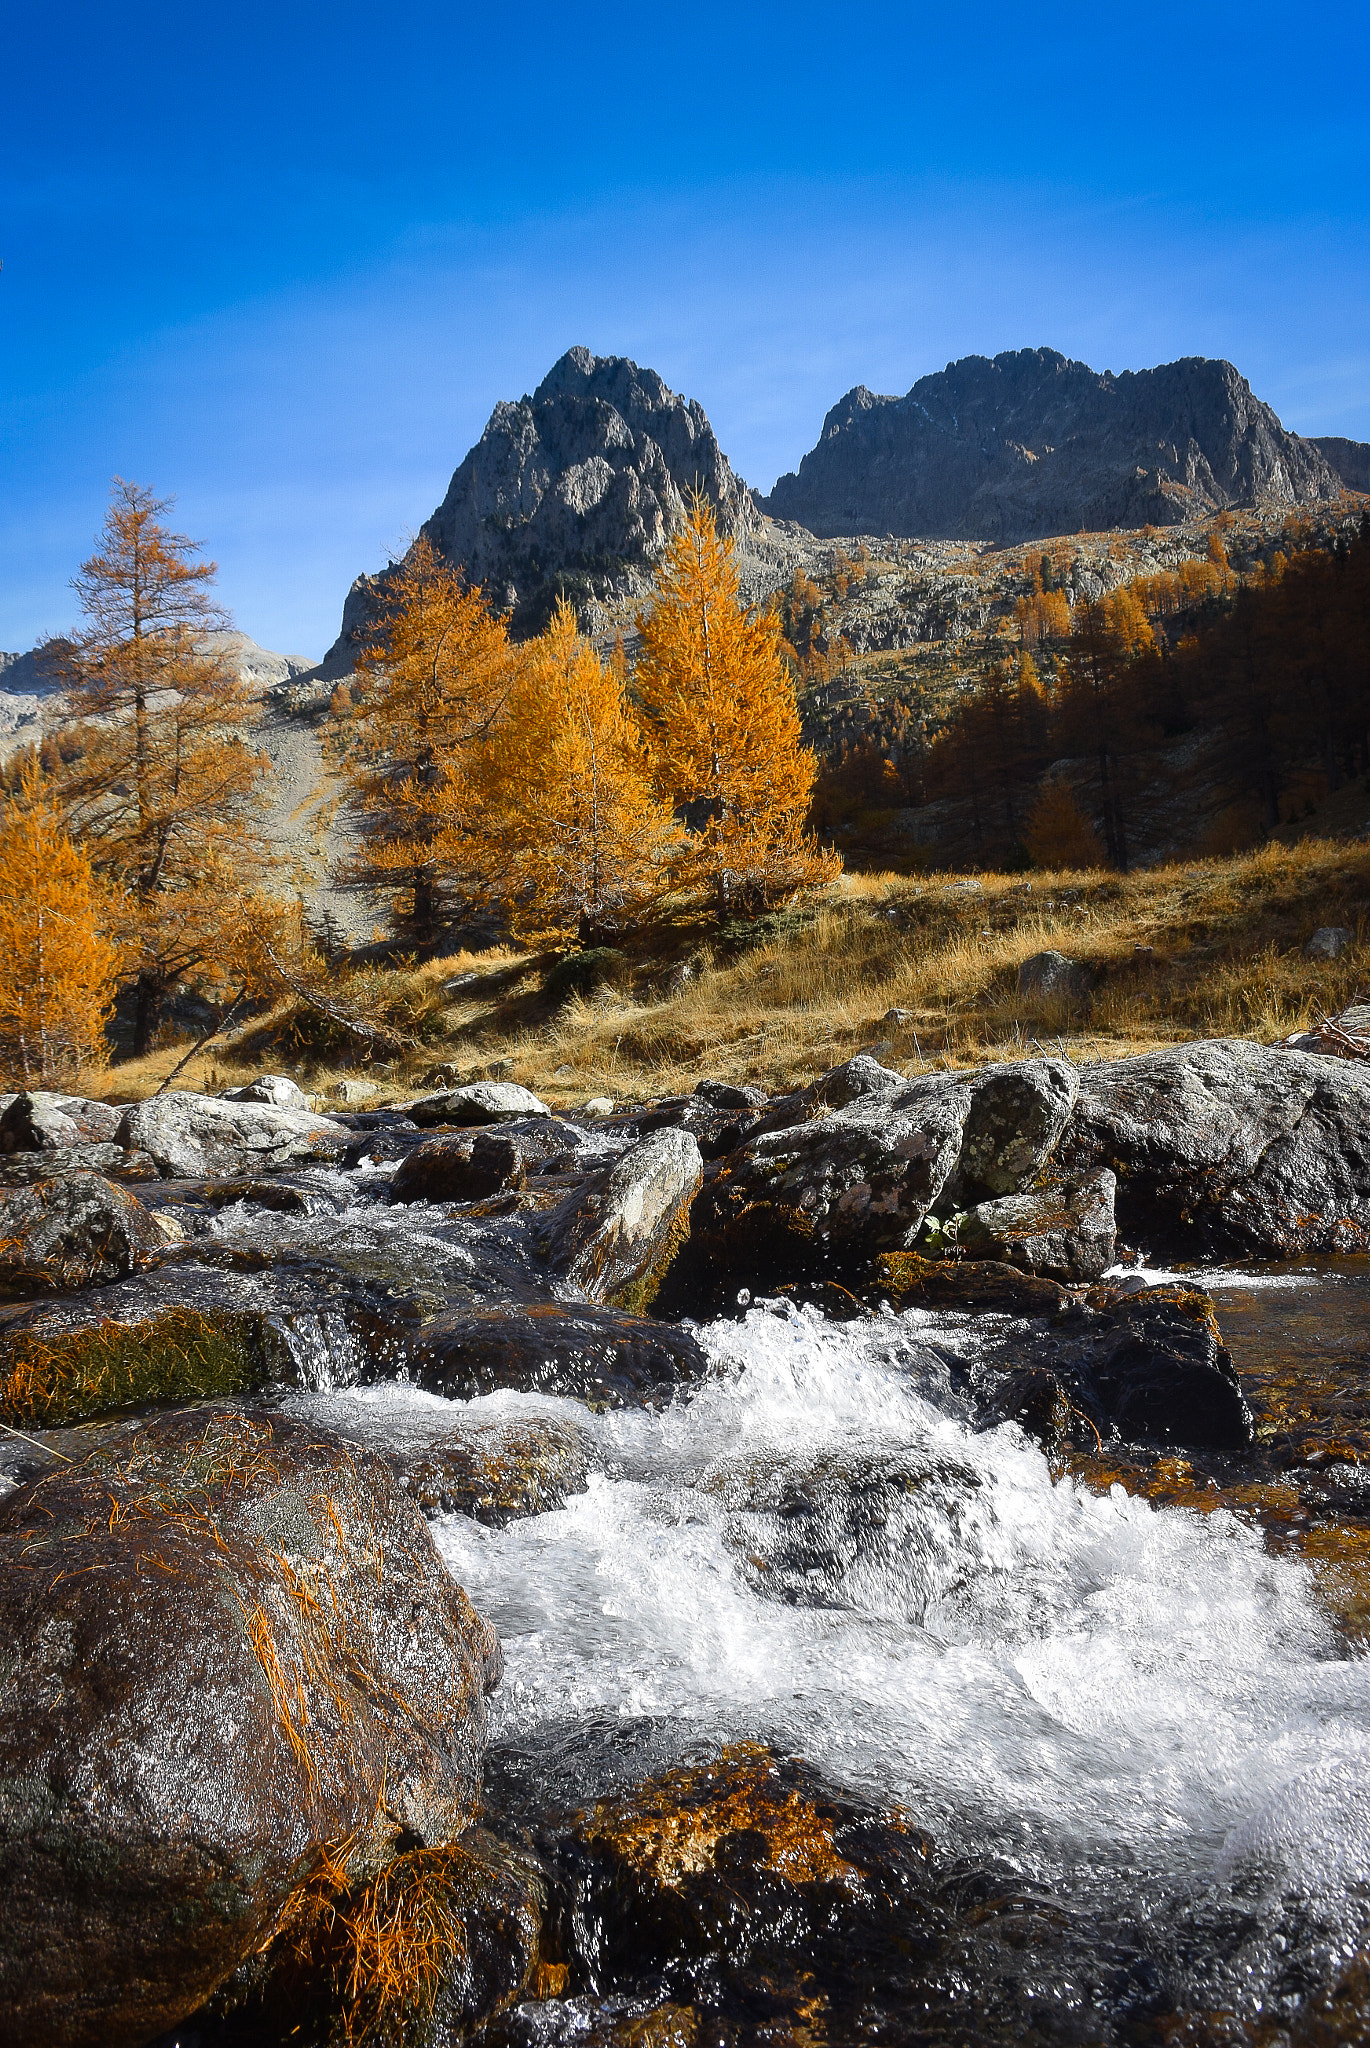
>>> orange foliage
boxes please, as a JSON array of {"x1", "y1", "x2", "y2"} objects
[
  {"x1": 0, "y1": 766, "x2": 123, "y2": 1089},
  {"x1": 1022, "y1": 779, "x2": 1105, "y2": 869},
  {"x1": 635, "y1": 497, "x2": 838, "y2": 916}
]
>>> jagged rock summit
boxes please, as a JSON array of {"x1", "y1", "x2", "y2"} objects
[
  {"x1": 764, "y1": 348, "x2": 1352, "y2": 543},
  {"x1": 325, "y1": 347, "x2": 757, "y2": 663}
]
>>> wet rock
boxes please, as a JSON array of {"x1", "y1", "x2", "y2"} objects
[
  {"x1": 0, "y1": 1404, "x2": 501, "y2": 2048},
  {"x1": 1090, "y1": 1285, "x2": 1253, "y2": 1452},
  {"x1": 1017, "y1": 949, "x2": 1093, "y2": 1002},
  {"x1": 1058, "y1": 1037, "x2": 1370, "y2": 1256},
  {"x1": 397, "y1": 1416, "x2": 593, "y2": 1523},
  {"x1": 221, "y1": 1074, "x2": 310, "y2": 1110},
  {"x1": 957, "y1": 1167, "x2": 1117, "y2": 1281},
  {"x1": 0, "y1": 1141, "x2": 161, "y2": 1185},
  {"x1": 874, "y1": 1251, "x2": 1074, "y2": 1315},
  {"x1": 986, "y1": 1366, "x2": 1074, "y2": 1453},
  {"x1": 1304, "y1": 925, "x2": 1354, "y2": 960},
  {"x1": 117, "y1": 1092, "x2": 349, "y2": 1179},
  {"x1": 0, "y1": 1170, "x2": 168, "y2": 1296},
  {"x1": 542, "y1": 1128, "x2": 702, "y2": 1311},
  {"x1": 412, "y1": 1303, "x2": 709, "y2": 1409},
  {"x1": 0, "y1": 1090, "x2": 125, "y2": 1150},
  {"x1": 203, "y1": 1179, "x2": 329, "y2": 1217},
  {"x1": 410, "y1": 1081, "x2": 550, "y2": 1128},
  {"x1": 392, "y1": 1120, "x2": 578, "y2": 1206}
]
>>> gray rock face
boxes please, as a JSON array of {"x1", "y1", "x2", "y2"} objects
[
  {"x1": 390, "y1": 1119, "x2": 576, "y2": 1204},
  {"x1": 220, "y1": 1074, "x2": 311, "y2": 1110},
  {"x1": 1058, "y1": 1038, "x2": 1370, "y2": 1255},
  {"x1": 958, "y1": 1168, "x2": 1117, "y2": 1281},
  {"x1": 1303, "y1": 926, "x2": 1354, "y2": 960},
  {"x1": 409, "y1": 1081, "x2": 551, "y2": 1128},
  {"x1": 542, "y1": 1126, "x2": 703, "y2": 1307},
  {"x1": 116, "y1": 1093, "x2": 348, "y2": 1178},
  {"x1": 1017, "y1": 950, "x2": 1093, "y2": 1003},
  {"x1": 0, "y1": 1171, "x2": 168, "y2": 1294},
  {"x1": 765, "y1": 349, "x2": 1345, "y2": 542},
  {"x1": 1311, "y1": 435, "x2": 1370, "y2": 493},
  {"x1": 0, "y1": 1405, "x2": 501, "y2": 2048},
  {"x1": 325, "y1": 348, "x2": 757, "y2": 659}
]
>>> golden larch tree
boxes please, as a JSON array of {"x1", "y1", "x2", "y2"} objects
[
  {"x1": 0, "y1": 767, "x2": 124, "y2": 1090},
  {"x1": 476, "y1": 598, "x2": 682, "y2": 944},
  {"x1": 1022, "y1": 778, "x2": 1105, "y2": 870},
  {"x1": 634, "y1": 497, "x2": 837, "y2": 917},
  {"x1": 339, "y1": 538, "x2": 519, "y2": 941},
  {"x1": 42, "y1": 480, "x2": 273, "y2": 1054}
]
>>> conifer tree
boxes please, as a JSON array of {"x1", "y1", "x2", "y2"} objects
[
  {"x1": 340, "y1": 538, "x2": 518, "y2": 941},
  {"x1": 41, "y1": 480, "x2": 273, "y2": 1054},
  {"x1": 477, "y1": 598, "x2": 681, "y2": 944},
  {"x1": 0, "y1": 767, "x2": 124, "y2": 1089},
  {"x1": 634, "y1": 497, "x2": 837, "y2": 917}
]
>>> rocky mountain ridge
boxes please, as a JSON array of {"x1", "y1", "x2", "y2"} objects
[
  {"x1": 764, "y1": 348, "x2": 1358, "y2": 543},
  {"x1": 322, "y1": 347, "x2": 760, "y2": 667}
]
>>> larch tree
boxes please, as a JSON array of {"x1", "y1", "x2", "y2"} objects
[
  {"x1": 41, "y1": 480, "x2": 274, "y2": 1054},
  {"x1": 0, "y1": 767, "x2": 124, "y2": 1090},
  {"x1": 476, "y1": 598, "x2": 681, "y2": 945},
  {"x1": 339, "y1": 538, "x2": 519, "y2": 942},
  {"x1": 634, "y1": 496, "x2": 837, "y2": 917}
]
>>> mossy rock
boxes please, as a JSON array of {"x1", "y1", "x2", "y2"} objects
[{"x1": 0, "y1": 1308, "x2": 284, "y2": 1429}]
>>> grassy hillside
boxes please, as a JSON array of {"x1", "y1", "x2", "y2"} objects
[{"x1": 107, "y1": 837, "x2": 1370, "y2": 1107}]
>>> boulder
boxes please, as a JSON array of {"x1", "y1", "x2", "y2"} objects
[
  {"x1": 693, "y1": 1078, "x2": 768, "y2": 1111},
  {"x1": 0, "y1": 1092, "x2": 124, "y2": 1150},
  {"x1": 581, "y1": 1096, "x2": 614, "y2": 1119},
  {"x1": 0, "y1": 1171, "x2": 169, "y2": 1295},
  {"x1": 670, "y1": 1055, "x2": 1078, "y2": 1308},
  {"x1": 0, "y1": 1405, "x2": 501, "y2": 2048},
  {"x1": 541, "y1": 1128, "x2": 703, "y2": 1309},
  {"x1": 957, "y1": 1167, "x2": 1117, "y2": 1281},
  {"x1": 1304, "y1": 926, "x2": 1354, "y2": 960},
  {"x1": 1089, "y1": 1285, "x2": 1253, "y2": 1451},
  {"x1": 1058, "y1": 1037, "x2": 1370, "y2": 1256},
  {"x1": 1016, "y1": 950, "x2": 1092, "y2": 1003},
  {"x1": 0, "y1": 1142, "x2": 160, "y2": 1185},
  {"x1": 397, "y1": 1415, "x2": 594, "y2": 1523},
  {"x1": 411, "y1": 1303, "x2": 710, "y2": 1409},
  {"x1": 221, "y1": 1074, "x2": 310, "y2": 1110},
  {"x1": 117, "y1": 1092, "x2": 349, "y2": 1178},
  {"x1": 391, "y1": 1120, "x2": 577, "y2": 1206},
  {"x1": 409, "y1": 1081, "x2": 550, "y2": 1128}
]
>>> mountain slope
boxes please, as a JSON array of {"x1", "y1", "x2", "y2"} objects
[
  {"x1": 764, "y1": 349, "x2": 1347, "y2": 542},
  {"x1": 324, "y1": 348, "x2": 757, "y2": 665}
]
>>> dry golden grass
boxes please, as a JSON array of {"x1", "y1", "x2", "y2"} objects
[{"x1": 104, "y1": 838, "x2": 1370, "y2": 1108}]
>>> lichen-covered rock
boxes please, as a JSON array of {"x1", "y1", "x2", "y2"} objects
[
  {"x1": 541, "y1": 1128, "x2": 702, "y2": 1310},
  {"x1": 412, "y1": 1303, "x2": 709, "y2": 1410},
  {"x1": 0, "y1": 1170, "x2": 168, "y2": 1296},
  {"x1": 0, "y1": 1303, "x2": 285, "y2": 1429},
  {"x1": 957, "y1": 1167, "x2": 1116, "y2": 1281},
  {"x1": 942, "y1": 1056, "x2": 1079, "y2": 1199},
  {"x1": 0, "y1": 1405, "x2": 501, "y2": 2048},
  {"x1": 0, "y1": 1142, "x2": 160, "y2": 1185},
  {"x1": 0, "y1": 1090, "x2": 123, "y2": 1151},
  {"x1": 117, "y1": 1092, "x2": 348, "y2": 1178},
  {"x1": 409, "y1": 1081, "x2": 551, "y2": 1128},
  {"x1": 398, "y1": 1415, "x2": 593, "y2": 1523},
  {"x1": 1058, "y1": 1037, "x2": 1370, "y2": 1256}
]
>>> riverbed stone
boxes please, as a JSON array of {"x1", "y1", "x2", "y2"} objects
[
  {"x1": 0, "y1": 1170, "x2": 168, "y2": 1296},
  {"x1": 411, "y1": 1303, "x2": 710, "y2": 1409},
  {"x1": 0, "y1": 1404, "x2": 501, "y2": 2048},
  {"x1": 117, "y1": 1092, "x2": 349, "y2": 1178},
  {"x1": 957, "y1": 1167, "x2": 1117, "y2": 1281},
  {"x1": 0, "y1": 1141, "x2": 161, "y2": 1186},
  {"x1": 409, "y1": 1081, "x2": 550, "y2": 1128},
  {"x1": 541, "y1": 1127, "x2": 703, "y2": 1310},
  {"x1": 397, "y1": 1415, "x2": 594, "y2": 1523},
  {"x1": 0, "y1": 1091, "x2": 125, "y2": 1150},
  {"x1": 1088, "y1": 1284, "x2": 1254, "y2": 1451},
  {"x1": 1058, "y1": 1037, "x2": 1370, "y2": 1256},
  {"x1": 392, "y1": 1120, "x2": 578, "y2": 1206}
]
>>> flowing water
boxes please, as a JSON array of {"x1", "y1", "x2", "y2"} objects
[{"x1": 270, "y1": 1231, "x2": 1370, "y2": 2036}]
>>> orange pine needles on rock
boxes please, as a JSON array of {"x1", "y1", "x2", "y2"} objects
[
  {"x1": 340, "y1": 539, "x2": 519, "y2": 941},
  {"x1": 635, "y1": 496, "x2": 838, "y2": 917},
  {"x1": 477, "y1": 598, "x2": 681, "y2": 944},
  {"x1": 0, "y1": 769, "x2": 123, "y2": 1090}
]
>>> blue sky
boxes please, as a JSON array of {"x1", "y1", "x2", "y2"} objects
[{"x1": 4, "y1": 1, "x2": 1367, "y2": 659}]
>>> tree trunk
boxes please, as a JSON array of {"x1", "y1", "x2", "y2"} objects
[{"x1": 133, "y1": 970, "x2": 163, "y2": 1059}]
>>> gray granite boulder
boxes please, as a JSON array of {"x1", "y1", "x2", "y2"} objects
[
  {"x1": 409, "y1": 1081, "x2": 550, "y2": 1128},
  {"x1": 116, "y1": 1092, "x2": 348, "y2": 1178},
  {"x1": 957, "y1": 1168, "x2": 1117, "y2": 1281},
  {"x1": 541, "y1": 1127, "x2": 703, "y2": 1309},
  {"x1": 0, "y1": 1171, "x2": 170, "y2": 1295},
  {"x1": 220, "y1": 1073, "x2": 310, "y2": 1109}
]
